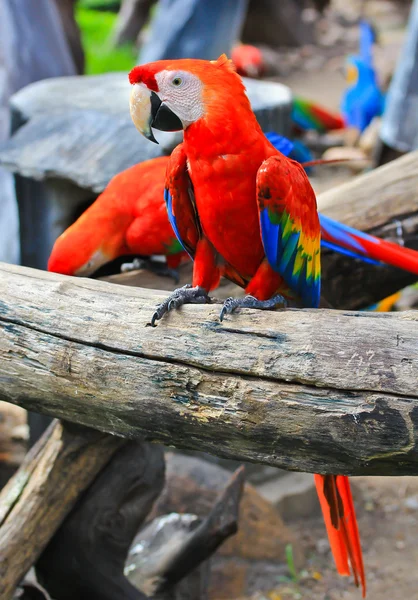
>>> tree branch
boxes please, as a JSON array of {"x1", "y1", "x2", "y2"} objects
[
  {"x1": 0, "y1": 420, "x2": 124, "y2": 600},
  {"x1": 0, "y1": 263, "x2": 417, "y2": 476}
]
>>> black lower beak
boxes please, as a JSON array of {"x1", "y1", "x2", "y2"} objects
[{"x1": 150, "y1": 91, "x2": 183, "y2": 137}]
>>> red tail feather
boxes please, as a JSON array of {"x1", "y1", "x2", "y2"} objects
[
  {"x1": 351, "y1": 235, "x2": 418, "y2": 275},
  {"x1": 314, "y1": 474, "x2": 366, "y2": 597}
]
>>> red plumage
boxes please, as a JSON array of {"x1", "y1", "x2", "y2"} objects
[{"x1": 48, "y1": 156, "x2": 187, "y2": 276}]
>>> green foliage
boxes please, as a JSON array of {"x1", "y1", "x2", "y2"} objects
[
  {"x1": 76, "y1": 5, "x2": 136, "y2": 74},
  {"x1": 285, "y1": 544, "x2": 298, "y2": 582}
]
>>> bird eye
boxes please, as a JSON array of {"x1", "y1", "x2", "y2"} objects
[{"x1": 172, "y1": 77, "x2": 182, "y2": 87}]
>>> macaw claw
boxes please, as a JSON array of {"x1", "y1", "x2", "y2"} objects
[
  {"x1": 219, "y1": 294, "x2": 288, "y2": 322},
  {"x1": 151, "y1": 284, "x2": 210, "y2": 326}
]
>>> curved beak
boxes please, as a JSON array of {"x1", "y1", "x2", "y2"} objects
[{"x1": 130, "y1": 83, "x2": 183, "y2": 144}]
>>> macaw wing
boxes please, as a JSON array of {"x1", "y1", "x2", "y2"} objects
[
  {"x1": 165, "y1": 144, "x2": 200, "y2": 260},
  {"x1": 256, "y1": 155, "x2": 321, "y2": 307}
]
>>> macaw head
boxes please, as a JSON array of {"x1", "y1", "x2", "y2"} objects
[
  {"x1": 128, "y1": 55, "x2": 246, "y2": 143},
  {"x1": 231, "y1": 44, "x2": 264, "y2": 78},
  {"x1": 48, "y1": 197, "x2": 131, "y2": 276},
  {"x1": 345, "y1": 56, "x2": 378, "y2": 91}
]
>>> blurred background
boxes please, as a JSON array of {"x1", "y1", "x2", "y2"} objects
[{"x1": 1, "y1": 1, "x2": 418, "y2": 599}]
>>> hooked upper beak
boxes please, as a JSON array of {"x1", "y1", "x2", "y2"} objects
[{"x1": 130, "y1": 83, "x2": 183, "y2": 144}]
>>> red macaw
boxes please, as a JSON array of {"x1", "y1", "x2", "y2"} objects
[
  {"x1": 47, "y1": 156, "x2": 187, "y2": 277},
  {"x1": 48, "y1": 125, "x2": 418, "y2": 287},
  {"x1": 128, "y1": 55, "x2": 368, "y2": 595}
]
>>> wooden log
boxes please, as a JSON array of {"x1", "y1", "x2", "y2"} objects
[
  {"x1": 317, "y1": 150, "x2": 418, "y2": 231},
  {"x1": 1, "y1": 262, "x2": 418, "y2": 476},
  {"x1": 36, "y1": 440, "x2": 165, "y2": 600},
  {"x1": 0, "y1": 419, "x2": 124, "y2": 600},
  {"x1": 128, "y1": 466, "x2": 245, "y2": 599},
  {"x1": 317, "y1": 151, "x2": 418, "y2": 308}
]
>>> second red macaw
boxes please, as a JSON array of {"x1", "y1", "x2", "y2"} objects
[
  {"x1": 128, "y1": 54, "x2": 368, "y2": 595},
  {"x1": 48, "y1": 156, "x2": 187, "y2": 277}
]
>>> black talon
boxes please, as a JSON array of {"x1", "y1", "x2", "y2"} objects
[
  {"x1": 150, "y1": 284, "x2": 210, "y2": 326},
  {"x1": 219, "y1": 294, "x2": 288, "y2": 322}
]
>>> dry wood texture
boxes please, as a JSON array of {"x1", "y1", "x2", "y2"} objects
[
  {"x1": 36, "y1": 440, "x2": 165, "y2": 600},
  {"x1": 0, "y1": 262, "x2": 418, "y2": 476},
  {"x1": 317, "y1": 151, "x2": 418, "y2": 308},
  {"x1": 317, "y1": 150, "x2": 418, "y2": 231},
  {"x1": 0, "y1": 419, "x2": 123, "y2": 600}
]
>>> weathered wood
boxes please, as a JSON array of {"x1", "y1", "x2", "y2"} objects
[
  {"x1": 318, "y1": 151, "x2": 418, "y2": 308},
  {"x1": 153, "y1": 467, "x2": 244, "y2": 595},
  {"x1": 317, "y1": 150, "x2": 418, "y2": 231},
  {"x1": 147, "y1": 453, "x2": 303, "y2": 599},
  {"x1": 36, "y1": 441, "x2": 165, "y2": 600},
  {"x1": 128, "y1": 466, "x2": 244, "y2": 599},
  {"x1": 0, "y1": 419, "x2": 124, "y2": 600},
  {"x1": 1, "y1": 263, "x2": 418, "y2": 476}
]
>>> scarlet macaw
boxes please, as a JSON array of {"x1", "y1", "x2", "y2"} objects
[
  {"x1": 127, "y1": 55, "x2": 371, "y2": 594},
  {"x1": 48, "y1": 129, "x2": 418, "y2": 292},
  {"x1": 47, "y1": 156, "x2": 187, "y2": 278}
]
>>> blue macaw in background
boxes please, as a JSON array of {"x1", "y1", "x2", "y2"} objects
[{"x1": 341, "y1": 20, "x2": 385, "y2": 132}]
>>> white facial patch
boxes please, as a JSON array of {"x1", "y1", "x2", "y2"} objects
[{"x1": 155, "y1": 70, "x2": 204, "y2": 128}]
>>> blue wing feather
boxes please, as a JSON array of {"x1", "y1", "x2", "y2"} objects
[
  {"x1": 260, "y1": 207, "x2": 281, "y2": 266},
  {"x1": 164, "y1": 187, "x2": 194, "y2": 259}
]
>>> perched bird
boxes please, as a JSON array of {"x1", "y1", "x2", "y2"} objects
[
  {"x1": 47, "y1": 156, "x2": 186, "y2": 278},
  {"x1": 48, "y1": 127, "x2": 418, "y2": 289},
  {"x1": 341, "y1": 20, "x2": 385, "y2": 132},
  {"x1": 128, "y1": 55, "x2": 367, "y2": 595}
]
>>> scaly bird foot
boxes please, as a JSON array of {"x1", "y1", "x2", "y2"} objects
[
  {"x1": 121, "y1": 257, "x2": 180, "y2": 283},
  {"x1": 219, "y1": 294, "x2": 288, "y2": 322},
  {"x1": 151, "y1": 284, "x2": 210, "y2": 327}
]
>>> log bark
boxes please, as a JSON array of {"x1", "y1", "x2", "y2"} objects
[
  {"x1": 317, "y1": 150, "x2": 418, "y2": 232},
  {"x1": 317, "y1": 151, "x2": 418, "y2": 308},
  {"x1": 0, "y1": 419, "x2": 124, "y2": 600},
  {"x1": 1, "y1": 263, "x2": 418, "y2": 476},
  {"x1": 36, "y1": 440, "x2": 165, "y2": 600},
  {"x1": 128, "y1": 466, "x2": 245, "y2": 599}
]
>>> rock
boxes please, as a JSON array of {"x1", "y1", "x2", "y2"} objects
[
  {"x1": 394, "y1": 285, "x2": 418, "y2": 311},
  {"x1": 151, "y1": 453, "x2": 304, "y2": 599},
  {"x1": 257, "y1": 472, "x2": 321, "y2": 521}
]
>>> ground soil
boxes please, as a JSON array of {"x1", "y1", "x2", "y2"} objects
[{"x1": 264, "y1": 476, "x2": 418, "y2": 600}]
